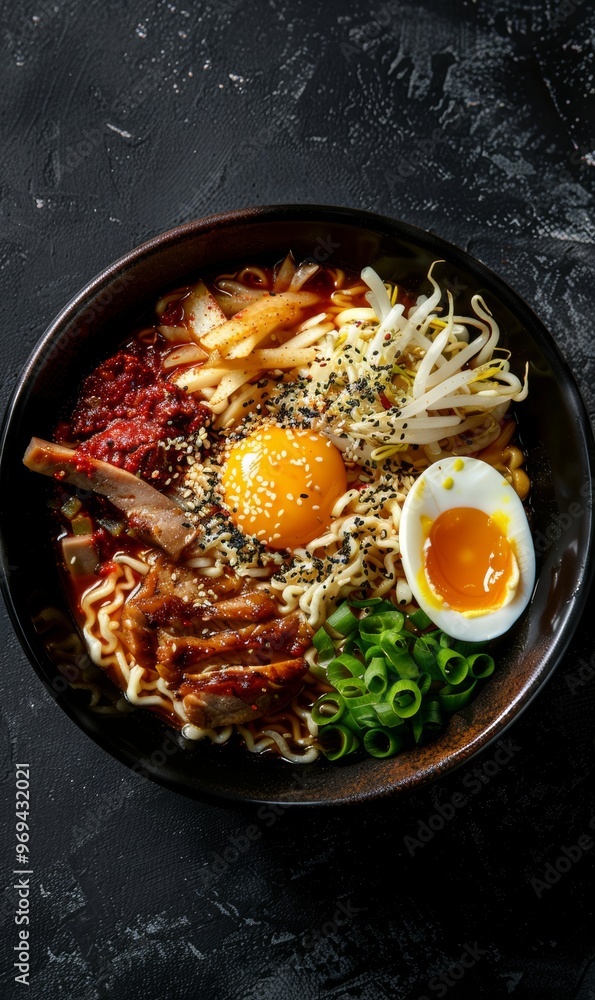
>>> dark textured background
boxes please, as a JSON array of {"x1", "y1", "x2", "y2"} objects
[{"x1": 1, "y1": 1, "x2": 595, "y2": 998}]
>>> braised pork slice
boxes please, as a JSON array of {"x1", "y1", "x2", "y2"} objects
[
  {"x1": 122, "y1": 555, "x2": 276, "y2": 637},
  {"x1": 120, "y1": 553, "x2": 312, "y2": 728},
  {"x1": 121, "y1": 555, "x2": 272, "y2": 668},
  {"x1": 157, "y1": 610, "x2": 312, "y2": 671},
  {"x1": 121, "y1": 555, "x2": 242, "y2": 670},
  {"x1": 179, "y1": 661, "x2": 307, "y2": 729},
  {"x1": 23, "y1": 438, "x2": 196, "y2": 559}
]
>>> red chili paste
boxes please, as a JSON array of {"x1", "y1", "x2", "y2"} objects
[{"x1": 56, "y1": 341, "x2": 208, "y2": 488}]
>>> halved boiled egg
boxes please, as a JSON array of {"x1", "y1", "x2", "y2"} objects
[
  {"x1": 399, "y1": 456, "x2": 535, "y2": 641},
  {"x1": 221, "y1": 425, "x2": 347, "y2": 550}
]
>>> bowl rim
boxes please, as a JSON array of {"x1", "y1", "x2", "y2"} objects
[{"x1": 1, "y1": 202, "x2": 594, "y2": 807}]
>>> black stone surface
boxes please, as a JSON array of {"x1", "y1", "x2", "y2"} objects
[{"x1": 1, "y1": 1, "x2": 595, "y2": 998}]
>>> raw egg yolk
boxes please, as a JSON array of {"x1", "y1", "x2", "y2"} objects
[
  {"x1": 221, "y1": 426, "x2": 347, "y2": 550},
  {"x1": 423, "y1": 507, "x2": 516, "y2": 613}
]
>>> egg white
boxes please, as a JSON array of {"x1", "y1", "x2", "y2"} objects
[{"x1": 399, "y1": 456, "x2": 535, "y2": 641}]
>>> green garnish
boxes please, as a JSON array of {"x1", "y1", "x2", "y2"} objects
[
  {"x1": 318, "y1": 724, "x2": 359, "y2": 761},
  {"x1": 61, "y1": 496, "x2": 82, "y2": 520},
  {"x1": 313, "y1": 599, "x2": 496, "y2": 761},
  {"x1": 71, "y1": 514, "x2": 93, "y2": 536},
  {"x1": 98, "y1": 517, "x2": 125, "y2": 537}
]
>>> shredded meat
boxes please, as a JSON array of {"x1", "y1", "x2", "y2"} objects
[{"x1": 120, "y1": 554, "x2": 312, "y2": 728}]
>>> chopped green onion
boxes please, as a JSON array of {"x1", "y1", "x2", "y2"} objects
[
  {"x1": 319, "y1": 724, "x2": 359, "y2": 760},
  {"x1": 364, "y1": 643, "x2": 385, "y2": 664},
  {"x1": 417, "y1": 671, "x2": 432, "y2": 695},
  {"x1": 341, "y1": 692, "x2": 378, "y2": 709},
  {"x1": 342, "y1": 634, "x2": 358, "y2": 656},
  {"x1": 71, "y1": 515, "x2": 93, "y2": 536},
  {"x1": 453, "y1": 638, "x2": 485, "y2": 657},
  {"x1": 436, "y1": 648, "x2": 468, "y2": 685},
  {"x1": 359, "y1": 610, "x2": 405, "y2": 641},
  {"x1": 61, "y1": 496, "x2": 82, "y2": 520},
  {"x1": 439, "y1": 678, "x2": 477, "y2": 713},
  {"x1": 326, "y1": 602, "x2": 359, "y2": 636},
  {"x1": 313, "y1": 626, "x2": 336, "y2": 665},
  {"x1": 364, "y1": 657, "x2": 388, "y2": 697},
  {"x1": 387, "y1": 678, "x2": 422, "y2": 719},
  {"x1": 374, "y1": 701, "x2": 406, "y2": 729},
  {"x1": 366, "y1": 600, "x2": 402, "y2": 615},
  {"x1": 346, "y1": 597, "x2": 384, "y2": 608},
  {"x1": 421, "y1": 699, "x2": 443, "y2": 730},
  {"x1": 327, "y1": 653, "x2": 365, "y2": 688},
  {"x1": 363, "y1": 727, "x2": 403, "y2": 758},
  {"x1": 409, "y1": 608, "x2": 432, "y2": 630},
  {"x1": 313, "y1": 598, "x2": 497, "y2": 762},
  {"x1": 335, "y1": 676, "x2": 368, "y2": 699},
  {"x1": 374, "y1": 703, "x2": 408, "y2": 729},
  {"x1": 412, "y1": 635, "x2": 439, "y2": 671},
  {"x1": 380, "y1": 639, "x2": 418, "y2": 678},
  {"x1": 411, "y1": 700, "x2": 443, "y2": 744},
  {"x1": 344, "y1": 703, "x2": 379, "y2": 731},
  {"x1": 377, "y1": 627, "x2": 408, "y2": 656},
  {"x1": 98, "y1": 517, "x2": 125, "y2": 537},
  {"x1": 311, "y1": 693, "x2": 345, "y2": 726},
  {"x1": 411, "y1": 715, "x2": 423, "y2": 744},
  {"x1": 467, "y1": 653, "x2": 495, "y2": 678}
]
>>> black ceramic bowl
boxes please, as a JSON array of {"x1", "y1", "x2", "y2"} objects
[{"x1": 1, "y1": 205, "x2": 594, "y2": 806}]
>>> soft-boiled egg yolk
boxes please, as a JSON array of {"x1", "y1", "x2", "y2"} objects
[
  {"x1": 423, "y1": 507, "x2": 518, "y2": 614},
  {"x1": 221, "y1": 426, "x2": 347, "y2": 550}
]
